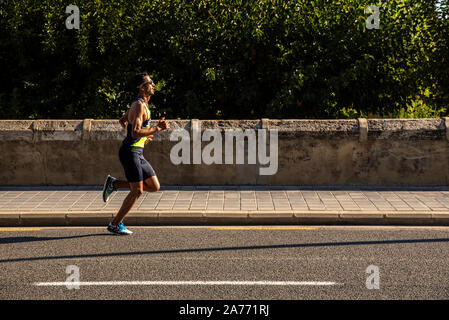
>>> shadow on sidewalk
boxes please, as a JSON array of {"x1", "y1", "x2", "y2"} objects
[{"x1": 1, "y1": 237, "x2": 449, "y2": 264}]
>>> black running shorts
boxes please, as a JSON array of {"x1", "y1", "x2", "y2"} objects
[{"x1": 119, "y1": 145, "x2": 156, "y2": 183}]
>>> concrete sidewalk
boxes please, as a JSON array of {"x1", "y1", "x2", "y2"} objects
[{"x1": 0, "y1": 186, "x2": 449, "y2": 226}]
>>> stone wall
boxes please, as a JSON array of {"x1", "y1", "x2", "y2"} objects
[{"x1": 0, "y1": 118, "x2": 448, "y2": 186}]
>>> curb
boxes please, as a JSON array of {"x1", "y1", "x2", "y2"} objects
[{"x1": 0, "y1": 210, "x2": 448, "y2": 226}]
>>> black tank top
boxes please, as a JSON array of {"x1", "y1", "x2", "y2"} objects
[{"x1": 122, "y1": 97, "x2": 151, "y2": 148}]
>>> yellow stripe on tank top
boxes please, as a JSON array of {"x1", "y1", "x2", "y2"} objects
[{"x1": 130, "y1": 103, "x2": 151, "y2": 148}]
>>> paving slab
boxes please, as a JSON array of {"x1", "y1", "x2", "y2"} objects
[{"x1": 0, "y1": 186, "x2": 448, "y2": 226}]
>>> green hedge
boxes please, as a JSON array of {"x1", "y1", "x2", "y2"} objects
[{"x1": 0, "y1": 0, "x2": 448, "y2": 119}]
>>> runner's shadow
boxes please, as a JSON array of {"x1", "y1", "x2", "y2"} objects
[
  {"x1": 1, "y1": 237, "x2": 449, "y2": 263},
  {"x1": 0, "y1": 234, "x2": 110, "y2": 244}
]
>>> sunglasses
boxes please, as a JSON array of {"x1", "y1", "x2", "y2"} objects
[{"x1": 139, "y1": 79, "x2": 154, "y2": 87}]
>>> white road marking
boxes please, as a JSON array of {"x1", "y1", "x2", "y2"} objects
[
  {"x1": 34, "y1": 280, "x2": 338, "y2": 286},
  {"x1": 210, "y1": 226, "x2": 317, "y2": 230}
]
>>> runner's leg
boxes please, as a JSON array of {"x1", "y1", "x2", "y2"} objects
[
  {"x1": 143, "y1": 176, "x2": 160, "y2": 192},
  {"x1": 113, "y1": 176, "x2": 160, "y2": 192},
  {"x1": 111, "y1": 180, "x2": 143, "y2": 225},
  {"x1": 112, "y1": 180, "x2": 130, "y2": 189}
]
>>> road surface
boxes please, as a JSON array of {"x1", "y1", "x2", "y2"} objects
[{"x1": 0, "y1": 225, "x2": 448, "y2": 300}]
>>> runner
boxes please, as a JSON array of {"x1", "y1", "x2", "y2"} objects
[{"x1": 102, "y1": 72, "x2": 168, "y2": 235}]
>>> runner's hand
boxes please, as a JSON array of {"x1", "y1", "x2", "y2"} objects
[
  {"x1": 144, "y1": 135, "x2": 153, "y2": 145},
  {"x1": 157, "y1": 117, "x2": 169, "y2": 130}
]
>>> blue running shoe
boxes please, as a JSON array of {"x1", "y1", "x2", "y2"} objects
[
  {"x1": 102, "y1": 175, "x2": 117, "y2": 202},
  {"x1": 107, "y1": 222, "x2": 133, "y2": 235}
]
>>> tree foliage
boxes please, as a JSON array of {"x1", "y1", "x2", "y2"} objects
[{"x1": 0, "y1": 0, "x2": 448, "y2": 119}]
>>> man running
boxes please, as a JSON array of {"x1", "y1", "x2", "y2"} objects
[{"x1": 102, "y1": 72, "x2": 168, "y2": 235}]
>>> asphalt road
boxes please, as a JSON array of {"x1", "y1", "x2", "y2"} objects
[{"x1": 0, "y1": 225, "x2": 448, "y2": 301}]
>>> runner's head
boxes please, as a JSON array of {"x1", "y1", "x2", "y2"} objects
[{"x1": 134, "y1": 72, "x2": 155, "y2": 97}]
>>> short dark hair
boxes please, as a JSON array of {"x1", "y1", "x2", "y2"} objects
[{"x1": 133, "y1": 72, "x2": 149, "y2": 92}]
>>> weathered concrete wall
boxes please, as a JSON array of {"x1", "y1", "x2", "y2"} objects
[{"x1": 0, "y1": 118, "x2": 448, "y2": 186}]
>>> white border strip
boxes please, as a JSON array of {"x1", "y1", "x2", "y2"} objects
[{"x1": 34, "y1": 280, "x2": 337, "y2": 286}]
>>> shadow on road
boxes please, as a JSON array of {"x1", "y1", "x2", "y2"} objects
[
  {"x1": 0, "y1": 233, "x2": 110, "y2": 244},
  {"x1": 1, "y1": 237, "x2": 448, "y2": 264}
]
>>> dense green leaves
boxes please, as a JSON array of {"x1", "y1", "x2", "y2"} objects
[{"x1": 0, "y1": 0, "x2": 448, "y2": 119}]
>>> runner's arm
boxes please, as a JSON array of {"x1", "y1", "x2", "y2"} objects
[
  {"x1": 129, "y1": 102, "x2": 163, "y2": 139},
  {"x1": 119, "y1": 110, "x2": 129, "y2": 128}
]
